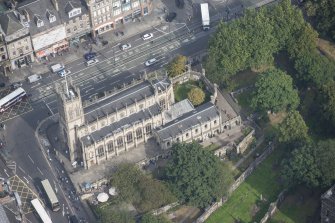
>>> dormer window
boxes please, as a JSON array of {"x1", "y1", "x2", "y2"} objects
[
  {"x1": 34, "y1": 15, "x2": 44, "y2": 27},
  {"x1": 46, "y1": 10, "x2": 56, "y2": 23},
  {"x1": 69, "y1": 8, "x2": 81, "y2": 18},
  {"x1": 66, "y1": 2, "x2": 82, "y2": 19}
]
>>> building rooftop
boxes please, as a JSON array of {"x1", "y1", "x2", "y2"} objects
[
  {"x1": 58, "y1": 0, "x2": 88, "y2": 23},
  {"x1": 17, "y1": 0, "x2": 62, "y2": 35},
  {"x1": 0, "y1": 11, "x2": 25, "y2": 36},
  {"x1": 322, "y1": 184, "x2": 335, "y2": 202},
  {"x1": 156, "y1": 102, "x2": 220, "y2": 141},
  {"x1": 83, "y1": 78, "x2": 171, "y2": 123},
  {"x1": 164, "y1": 99, "x2": 194, "y2": 123},
  {"x1": 81, "y1": 103, "x2": 161, "y2": 147}
]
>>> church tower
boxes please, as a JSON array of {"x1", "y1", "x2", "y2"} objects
[{"x1": 55, "y1": 80, "x2": 84, "y2": 163}]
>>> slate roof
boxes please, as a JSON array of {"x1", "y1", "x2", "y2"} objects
[
  {"x1": 17, "y1": 0, "x2": 62, "y2": 35},
  {"x1": 84, "y1": 78, "x2": 171, "y2": 123},
  {"x1": 58, "y1": 0, "x2": 88, "y2": 22},
  {"x1": 0, "y1": 11, "x2": 24, "y2": 36},
  {"x1": 322, "y1": 184, "x2": 335, "y2": 202},
  {"x1": 81, "y1": 103, "x2": 161, "y2": 147},
  {"x1": 156, "y1": 102, "x2": 220, "y2": 141},
  {"x1": 164, "y1": 99, "x2": 194, "y2": 123}
]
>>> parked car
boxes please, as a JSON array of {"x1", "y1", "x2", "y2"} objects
[
  {"x1": 0, "y1": 83, "x2": 5, "y2": 88},
  {"x1": 84, "y1": 52, "x2": 97, "y2": 60},
  {"x1": 10, "y1": 82, "x2": 22, "y2": 89},
  {"x1": 176, "y1": 0, "x2": 185, "y2": 8},
  {"x1": 57, "y1": 69, "x2": 71, "y2": 77},
  {"x1": 120, "y1": 43, "x2": 131, "y2": 51},
  {"x1": 102, "y1": 40, "x2": 108, "y2": 46},
  {"x1": 142, "y1": 33, "x2": 153, "y2": 40},
  {"x1": 85, "y1": 58, "x2": 99, "y2": 66},
  {"x1": 27, "y1": 74, "x2": 42, "y2": 83},
  {"x1": 50, "y1": 64, "x2": 65, "y2": 73},
  {"x1": 166, "y1": 12, "x2": 177, "y2": 22},
  {"x1": 145, "y1": 58, "x2": 157, "y2": 67}
]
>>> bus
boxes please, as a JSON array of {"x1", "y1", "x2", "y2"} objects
[
  {"x1": 31, "y1": 198, "x2": 52, "y2": 223},
  {"x1": 0, "y1": 87, "x2": 26, "y2": 112},
  {"x1": 41, "y1": 179, "x2": 60, "y2": 212}
]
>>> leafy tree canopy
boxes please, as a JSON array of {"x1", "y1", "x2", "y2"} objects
[
  {"x1": 141, "y1": 213, "x2": 171, "y2": 223},
  {"x1": 282, "y1": 139, "x2": 335, "y2": 188},
  {"x1": 111, "y1": 164, "x2": 176, "y2": 213},
  {"x1": 278, "y1": 110, "x2": 309, "y2": 144},
  {"x1": 305, "y1": 0, "x2": 335, "y2": 41},
  {"x1": 167, "y1": 55, "x2": 187, "y2": 78},
  {"x1": 187, "y1": 87, "x2": 205, "y2": 106},
  {"x1": 165, "y1": 143, "x2": 233, "y2": 208},
  {"x1": 321, "y1": 81, "x2": 335, "y2": 127},
  {"x1": 251, "y1": 68, "x2": 300, "y2": 112}
]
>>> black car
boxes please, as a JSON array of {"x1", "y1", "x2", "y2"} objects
[
  {"x1": 176, "y1": 0, "x2": 184, "y2": 9},
  {"x1": 166, "y1": 12, "x2": 177, "y2": 22},
  {"x1": 0, "y1": 83, "x2": 5, "y2": 88},
  {"x1": 84, "y1": 52, "x2": 97, "y2": 60}
]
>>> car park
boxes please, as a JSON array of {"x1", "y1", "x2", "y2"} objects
[
  {"x1": 166, "y1": 12, "x2": 177, "y2": 22},
  {"x1": 145, "y1": 58, "x2": 157, "y2": 67},
  {"x1": 85, "y1": 58, "x2": 99, "y2": 66},
  {"x1": 10, "y1": 82, "x2": 22, "y2": 89},
  {"x1": 142, "y1": 33, "x2": 153, "y2": 40},
  {"x1": 57, "y1": 69, "x2": 71, "y2": 77},
  {"x1": 84, "y1": 52, "x2": 97, "y2": 60},
  {"x1": 120, "y1": 43, "x2": 131, "y2": 50}
]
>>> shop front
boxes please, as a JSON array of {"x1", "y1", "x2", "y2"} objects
[{"x1": 35, "y1": 40, "x2": 69, "y2": 59}]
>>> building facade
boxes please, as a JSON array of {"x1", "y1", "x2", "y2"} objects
[
  {"x1": 0, "y1": 37, "x2": 9, "y2": 74},
  {"x1": 57, "y1": 0, "x2": 91, "y2": 42},
  {"x1": 56, "y1": 77, "x2": 174, "y2": 168},
  {"x1": 321, "y1": 184, "x2": 335, "y2": 223},
  {"x1": 86, "y1": 0, "x2": 152, "y2": 36},
  {"x1": 0, "y1": 11, "x2": 34, "y2": 70},
  {"x1": 17, "y1": 0, "x2": 69, "y2": 59}
]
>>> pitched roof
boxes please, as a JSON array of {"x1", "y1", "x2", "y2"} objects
[
  {"x1": 0, "y1": 12, "x2": 24, "y2": 36},
  {"x1": 155, "y1": 102, "x2": 220, "y2": 141}
]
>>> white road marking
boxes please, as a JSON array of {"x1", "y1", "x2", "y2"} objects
[
  {"x1": 4, "y1": 169, "x2": 9, "y2": 177},
  {"x1": 37, "y1": 167, "x2": 44, "y2": 176},
  {"x1": 18, "y1": 166, "x2": 26, "y2": 174},
  {"x1": 28, "y1": 154, "x2": 35, "y2": 164}
]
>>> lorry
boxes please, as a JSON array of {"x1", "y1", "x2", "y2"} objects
[
  {"x1": 50, "y1": 63, "x2": 64, "y2": 73},
  {"x1": 200, "y1": 3, "x2": 210, "y2": 31},
  {"x1": 27, "y1": 74, "x2": 42, "y2": 83}
]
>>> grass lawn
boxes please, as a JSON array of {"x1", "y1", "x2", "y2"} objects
[
  {"x1": 206, "y1": 148, "x2": 285, "y2": 223},
  {"x1": 269, "y1": 187, "x2": 321, "y2": 223},
  {"x1": 174, "y1": 80, "x2": 210, "y2": 103}
]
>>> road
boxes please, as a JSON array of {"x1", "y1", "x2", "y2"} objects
[{"x1": 1, "y1": 2, "x2": 251, "y2": 222}]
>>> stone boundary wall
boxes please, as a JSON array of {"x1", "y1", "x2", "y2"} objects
[
  {"x1": 259, "y1": 190, "x2": 287, "y2": 223},
  {"x1": 151, "y1": 202, "x2": 179, "y2": 216},
  {"x1": 195, "y1": 143, "x2": 275, "y2": 223},
  {"x1": 236, "y1": 128, "x2": 255, "y2": 154}
]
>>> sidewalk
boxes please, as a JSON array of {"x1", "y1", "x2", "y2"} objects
[{"x1": 8, "y1": 0, "x2": 167, "y2": 84}]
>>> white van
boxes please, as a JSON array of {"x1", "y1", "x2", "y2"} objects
[
  {"x1": 51, "y1": 64, "x2": 65, "y2": 73},
  {"x1": 28, "y1": 74, "x2": 42, "y2": 83}
]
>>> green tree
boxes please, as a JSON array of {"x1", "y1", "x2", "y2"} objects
[
  {"x1": 251, "y1": 68, "x2": 300, "y2": 112},
  {"x1": 167, "y1": 55, "x2": 187, "y2": 77},
  {"x1": 136, "y1": 177, "x2": 176, "y2": 213},
  {"x1": 141, "y1": 213, "x2": 171, "y2": 223},
  {"x1": 278, "y1": 111, "x2": 309, "y2": 144},
  {"x1": 282, "y1": 139, "x2": 335, "y2": 188},
  {"x1": 315, "y1": 139, "x2": 335, "y2": 186},
  {"x1": 110, "y1": 164, "x2": 141, "y2": 203},
  {"x1": 97, "y1": 209, "x2": 135, "y2": 223},
  {"x1": 269, "y1": 0, "x2": 305, "y2": 48},
  {"x1": 282, "y1": 144, "x2": 320, "y2": 188},
  {"x1": 321, "y1": 81, "x2": 335, "y2": 127},
  {"x1": 165, "y1": 143, "x2": 233, "y2": 208},
  {"x1": 242, "y1": 8, "x2": 278, "y2": 70},
  {"x1": 187, "y1": 87, "x2": 205, "y2": 106},
  {"x1": 206, "y1": 19, "x2": 250, "y2": 85}
]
